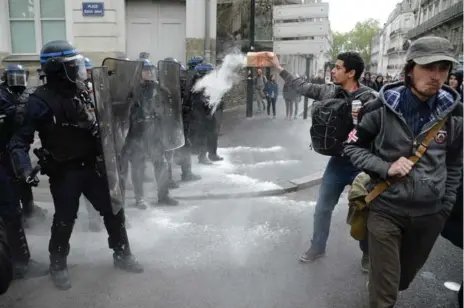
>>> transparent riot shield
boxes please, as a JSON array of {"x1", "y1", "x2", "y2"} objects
[
  {"x1": 91, "y1": 58, "x2": 143, "y2": 214},
  {"x1": 157, "y1": 60, "x2": 185, "y2": 151}
]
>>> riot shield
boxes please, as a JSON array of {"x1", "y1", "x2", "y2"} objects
[
  {"x1": 157, "y1": 60, "x2": 185, "y2": 150},
  {"x1": 91, "y1": 58, "x2": 143, "y2": 214}
]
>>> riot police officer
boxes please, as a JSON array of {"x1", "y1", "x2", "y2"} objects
[
  {"x1": 191, "y1": 63, "x2": 223, "y2": 164},
  {"x1": 163, "y1": 57, "x2": 201, "y2": 183},
  {"x1": 8, "y1": 40, "x2": 143, "y2": 290},
  {"x1": 1, "y1": 65, "x2": 48, "y2": 225},
  {"x1": 0, "y1": 64, "x2": 48, "y2": 279},
  {"x1": 122, "y1": 59, "x2": 179, "y2": 207}
]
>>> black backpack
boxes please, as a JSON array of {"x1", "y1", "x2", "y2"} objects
[{"x1": 309, "y1": 89, "x2": 371, "y2": 156}]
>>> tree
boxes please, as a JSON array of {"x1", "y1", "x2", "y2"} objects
[
  {"x1": 328, "y1": 32, "x2": 350, "y2": 62},
  {"x1": 329, "y1": 19, "x2": 380, "y2": 66},
  {"x1": 347, "y1": 19, "x2": 381, "y2": 66}
]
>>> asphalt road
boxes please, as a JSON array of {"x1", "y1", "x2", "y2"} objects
[{"x1": 1, "y1": 186, "x2": 461, "y2": 308}]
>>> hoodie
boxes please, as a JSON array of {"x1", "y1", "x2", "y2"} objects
[{"x1": 343, "y1": 81, "x2": 463, "y2": 216}]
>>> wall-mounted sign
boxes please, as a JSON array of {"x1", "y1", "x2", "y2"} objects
[{"x1": 82, "y1": 2, "x2": 104, "y2": 17}]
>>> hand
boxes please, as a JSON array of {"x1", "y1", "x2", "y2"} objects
[
  {"x1": 387, "y1": 157, "x2": 414, "y2": 177},
  {"x1": 267, "y1": 53, "x2": 283, "y2": 71},
  {"x1": 25, "y1": 171, "x2": 39, "y2": 187}
]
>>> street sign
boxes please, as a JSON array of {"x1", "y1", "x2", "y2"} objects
[
  {"x1": 273, "y1": 20, "x2": 330, "y2": 38},
  {"x1": 273, "y1": 40, "x2": 326, "y2": 55},
  {"x1": 273, "y1": 3, "x2": 329, "y2": 20},
  {"x1": 82, "y1": 2, "x2": 104, "y2": 17}
]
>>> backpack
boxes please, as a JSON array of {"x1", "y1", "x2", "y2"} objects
[{"x1": 309, "y1": 88, "x2": 373, "y2": 156}]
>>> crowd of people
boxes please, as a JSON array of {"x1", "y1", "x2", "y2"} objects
[
  {"x1": 0, "y1": 40, "x2": 225, "y2": 293},
  {"x1": 266, "y1": 36, "x2": 463, "y2": 307}
]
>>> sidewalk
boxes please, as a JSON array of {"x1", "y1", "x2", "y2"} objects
[{"x1": 31, "y1": 96, "x2": 327, "y2": 207}]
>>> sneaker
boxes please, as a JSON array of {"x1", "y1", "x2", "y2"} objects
[
  {"x1": 181, "y1": 173, "x2": 201, "y2": 182},
  {"x1": 133, "y1": 199, "x2": 148, "y2": 210},
  {"x1": 361, "y1": 253, "x2": 369, "y2": 273},
  {"x1": 168, "y1": 181, "x2": 180, "y2": 189},
  {"x1": 299, "y1": 247, "x2": 325, "y2": 263},
  {"x1": 208, "y1": 154, "x2": 224, "y2": 162},
  {"x1": 158, "y1": 196, "x2": 179, "y2": 206}
]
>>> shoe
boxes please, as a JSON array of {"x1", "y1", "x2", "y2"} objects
[
  {"x1": 133, "y1": 199, "x2": 148, "y2": 210},
  {"x1": 361, "y1": 253, "x2": 369, "y2": 273},
  {"x1": 181, "y1": 173, "x2": 201, "y2": 182},
  {"x1": 113, "y1": 253, "x2": 144, "y2": 273},
  {"x1": 158, "y1": 196, "x2": 179, "y2": 206},
  {"x1": 50, "y1": 264, "x2": 71, "y2": 290},
  {"x1": 14, "y1": 260, "x2": 49, "y2": 279},
  {"x1": 299, "y1": 247, "x2": 325, "y2": 263},
  {"x1": 208, "y1": 154, "x2": 224, "y2": 162},
  {"x1": 198, "y1": 156, "x2": 213, "y2": 165}
]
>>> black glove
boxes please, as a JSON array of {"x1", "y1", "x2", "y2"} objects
[{"x1": 24, "y1": 167, "x2": 40, "y2": 187}]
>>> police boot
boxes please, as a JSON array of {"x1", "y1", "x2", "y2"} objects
[
  {"x1": 208, "y1": 154, "x2": 224, "y2": 162},
  {"x1": 49, "y1": 221, "x2": 74, "y2": 290},
  {"x1": 104, "y1": 211, "x2": 143, "y2": 273},
  {"x1": 5, "y1": 217, "x2": 48, "y2": 279},
  {"x1": 198, "y1": 153, "x2": 213, "y2": 165}
]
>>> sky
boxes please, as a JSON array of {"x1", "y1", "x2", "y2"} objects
[{"x1": 327, "y1": 0, "x2": 401, "y2": 33}]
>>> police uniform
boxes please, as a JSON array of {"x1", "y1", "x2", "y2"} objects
[
  {"x1": 122, "y1": 59, "x2": 178, "y2": 208},
  {"x1": 0, "y1": 64, "x2": 47, "y2": 279},
  {"x1": 8, "y1": 40, "x2": 143, "y2": 290}
]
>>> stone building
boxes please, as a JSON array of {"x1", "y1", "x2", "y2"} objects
[
  {"x1": 407, "y1": 0, "x2": 463, "y2": 69},
  {"x1": 0, "y1": 0, "x2": 217, "y2": 72},
  {"x1": 370, "y1": 0, "x2": 417, "y2": 77}
]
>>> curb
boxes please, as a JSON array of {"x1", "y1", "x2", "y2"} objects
[{"x1": 171, "y1": 171, "x2": 323, "y2": 201}]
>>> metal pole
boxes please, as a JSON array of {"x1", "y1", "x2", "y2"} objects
[
  {"x1": 204, "y1": 0, "x2": 211, "y2": 63},
  {"x1": 303, "y1": 55, "x2": 311, "y2": 119},
  {"x1": 246, "y1": 0, "x2": 256, "y2": 118}
]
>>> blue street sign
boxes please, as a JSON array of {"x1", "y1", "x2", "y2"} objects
[{"x1": 82, "y1": 2, "x2": 104, "y2": 17}]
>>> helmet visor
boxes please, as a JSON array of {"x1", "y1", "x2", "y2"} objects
[
  {"x1": 63, "y1": 54, "x2": 87, "y2": 82},
  {"x1": 6, "y1": 71, "x2": 27, "y2": 87}
]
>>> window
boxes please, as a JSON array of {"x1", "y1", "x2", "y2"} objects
[{"x1": 8, "y1": 0, "x2": 66, "y2": 54}]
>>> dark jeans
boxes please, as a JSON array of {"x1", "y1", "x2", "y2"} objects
[
  {"x1": 266, "y1": 96, "x2": 276, "y2": 116},
  {"x1": 367, "y1": 209, "x2": 448, "y2": 308},
  {"x1": 311, "y1": 156, "x2": 368, "y2": 253}
]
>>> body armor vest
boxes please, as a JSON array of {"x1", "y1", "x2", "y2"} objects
[{"x1": 32, "y1": 86, "x2": 98, "y2": 162}]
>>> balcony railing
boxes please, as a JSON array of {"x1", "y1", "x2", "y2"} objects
[{"x1": 407, "y1": 2, "x2": 463, "y2": 39}]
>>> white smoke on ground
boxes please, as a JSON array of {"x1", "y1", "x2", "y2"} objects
[{"x1": 192, "y1": 53, "x2": 246, "y2": 114}]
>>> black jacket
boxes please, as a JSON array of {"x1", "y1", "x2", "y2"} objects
[{"x1": 0, "y1": 218, "x2": 12, "y2": 295}]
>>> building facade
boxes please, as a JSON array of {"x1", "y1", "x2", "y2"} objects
[
  {"x1": 0, "y1": 0, "x2": 217, "y2": 69},
  {"x1": 407, "y1": 0, "x2": 463, "y2": 69},
  {"x1": 370, "y1": 0, "x2": 416, "y2": 77}
]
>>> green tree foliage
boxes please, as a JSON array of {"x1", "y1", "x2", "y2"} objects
[{"x1": 330, "y1": 19, "x2": 381, "y2": 66}]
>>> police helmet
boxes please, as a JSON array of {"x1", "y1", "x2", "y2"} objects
[
  {"x1": 84, "y1": 57, "x2": 93, "y2": 69},
  {"x1": 194, "y1": 63, "x2": 214, "y2": 76},
  {"x1": 40, "y1": 40, "x2": 86, "y2": 83},
  {"x1": 4, "y1": 64, "x2": 28, "y2": 87},
  {"x1": 188, "y1": 56, "x2": 204, "y2": 69},
  {"x1": 164, "y1": 57, "x2": 178, "y2": 63}
]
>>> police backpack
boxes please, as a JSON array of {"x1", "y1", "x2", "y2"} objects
[{"x1": 309, "y1": 88, "x2": 373, "y2": 157}]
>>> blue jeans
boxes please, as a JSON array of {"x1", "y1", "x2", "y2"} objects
[{"x1": 311, "y1": 156, "x2": 368, "y2": 253}]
